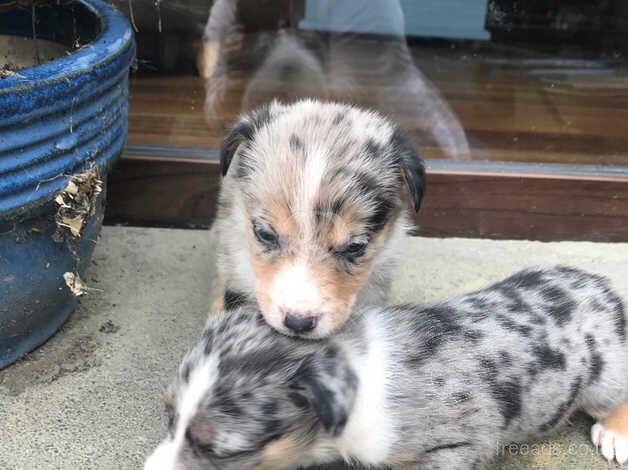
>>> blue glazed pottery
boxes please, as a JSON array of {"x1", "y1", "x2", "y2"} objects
[{"x1": 0, "y1": 0, "x2": 134, "y2": 368}]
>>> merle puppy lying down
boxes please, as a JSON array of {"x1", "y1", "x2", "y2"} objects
[{"x1": 145, "y1": 267, "x2": 628, "y2": 470}]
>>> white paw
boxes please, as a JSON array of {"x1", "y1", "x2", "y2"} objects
[{"x1": 592, "y1": 422, "x2": 628, "y2": 465}]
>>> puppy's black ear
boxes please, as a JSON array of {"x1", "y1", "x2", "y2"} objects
[
  {"x1": 391, "y1": 129, "x2": 426, "y2": 212},
  {"x1": 220, "y1": 121, "x2": 254, "y2": 176},
  {"x1": 289, "y1": 345, "x2": 358, "y2": 437},
  {"x1": 220, "y1": 106, "x2": 273, "y2": 177}
]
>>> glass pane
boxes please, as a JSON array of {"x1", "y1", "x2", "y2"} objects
[{"x1": 119, "y1": 0, "x2": 628, "y2": 166}]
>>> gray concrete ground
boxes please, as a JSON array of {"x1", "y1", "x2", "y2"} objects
[{"x1": 0, "y1": 226, "x2": 627, "y2": 469}]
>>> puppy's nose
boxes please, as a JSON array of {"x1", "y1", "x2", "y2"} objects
[{"x1": 284, "y1": 312, "x2": 318, "y2": 333}]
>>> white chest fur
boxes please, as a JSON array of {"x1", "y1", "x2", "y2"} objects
[{"x1": 334, "y1": 314, "x2": 395, "y2": 465}]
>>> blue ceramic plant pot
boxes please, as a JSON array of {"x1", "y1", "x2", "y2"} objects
[{"x1": 0, "y1": 0, "x2": 134, "y2": 368}]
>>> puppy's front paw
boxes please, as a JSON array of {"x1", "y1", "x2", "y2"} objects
[{"x1": 592, "y1": 422, "x2": 628, "y2": 464}]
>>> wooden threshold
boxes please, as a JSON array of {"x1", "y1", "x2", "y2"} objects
[{"x1": 104, "y1": 146, "x2": 628, "y2": 242}]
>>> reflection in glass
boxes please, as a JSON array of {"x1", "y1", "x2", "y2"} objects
[
  {"x1": 198, "y1": 0, "x2": 470, "y2": 160},
  {"x1": 124, "y1": 0, "x2": 628, "y2": 167}
]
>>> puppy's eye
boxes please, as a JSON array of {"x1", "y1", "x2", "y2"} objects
[
  {"x1": 334, "y1": 240, "x2": 368, "y2": 261},
  {"x1": 253, "y1": 223, "x2": 279, "y2": 248}
]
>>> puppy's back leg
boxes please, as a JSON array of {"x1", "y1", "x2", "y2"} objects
[{"x1": 581, "y1": 288, "x2": 628, "y2": 464}]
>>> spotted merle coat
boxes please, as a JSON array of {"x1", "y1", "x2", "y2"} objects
[
  {"x1": 145, "y1": 266, "x2": 627, "y2": 469},
  {"x1": 209, "y1": 99, "x2": 426, "y2": 339}
]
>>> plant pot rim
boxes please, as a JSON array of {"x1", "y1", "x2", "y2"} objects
[{"x1": 0, "y1": 0, "x2": 133, "y2": 94}]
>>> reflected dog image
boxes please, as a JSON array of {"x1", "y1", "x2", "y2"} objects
[{"x1": 197, "y1": 0, "x2": 471, "y2": 161}]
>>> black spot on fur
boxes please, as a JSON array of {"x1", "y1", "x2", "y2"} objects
[
  {"x1": 352, "y1": 171, "x2": 380, "y2": 195},
  {"x1": 435, "y1": 377, "x2": 445, "y2": 387},
  {"x1": 332, "y1": 112, "x2": 346, "y2": 125},
  {"x1": 326, "y1": 168, "x2": 396, "y2": 229},
  {"x1": 262, "y1": 419, "x2": 282, "y2": 437},
  {"x1": 480, "y1": 358, "x2": 522, "y2": 427},
  {"x1": 541, "y1": 286, "x2": 566, "y2": 303},
  {"x1": 289, "y1": 134, "x2": 303, "y2": 151},
  {"x1": 480, "y1": 358, "x2": 498, "y2": 383},
  {"x1": 545, "y1": 295, "x2": 576, "y2": 326},
  {"x1": 590, "y1": 355, "x2": 605, "y2": 384},
  {"x1": 496, "y1": 314, "x2": 532, "y2": 337},
  {"x1": 366, "y1": 200, "x2": 396, "y2": 232},
  {"x1": 261, "y1": 401, "x2": 278, "y2": 415},
  {"x1": 498, "y1": 285, "x2": 532, "y2": 314},
  {"x1": 224, "y1": 290, "x2": 249, "y2": 310},
  {"x1": 425, "y1": 442, "x2": 472, "y2": 453},
  {"x1": 532, "y1": 345, "x2": 566, "y2": 370},
  {"x1": 494, "y1": 379, "x2": 523, "y2": 428},
  {"x1": 584, "y1": 334, "x2": 605, "y2": 384},
  {"x1": 288, "y1": 392, "x2": 309, "y2": 409},
  {"x1": 512, "y1": 269, "x2": 545, "y2": 288},
  {"x1": 452, "y1": 392, "x2": 472, "y2": 403},
  {"x1": 571, "y1": 277, "x2": 589, "y2": 289},
  {"x1": 464, "y1": 329, "x2": 484, "y2": 343},
  {"x1": 414, "y1": 306, "x2": 463, "y2": 355},
  {"x1": 613, "y1": 298, "x2": 626, "y2": 342},
  {"x1": 539, "y1": 377, "x2": 582, "y2": 432},
  {"x1": 362, "y1": 139, "x2": 382, "y2": 161},
  {"x1": 260, "y1": 402, "x2": 283, "y2": 435},
  {"x1": 527, "y1": 362, "x2": 539, "y2": 378},
  {"x1": 324, "y1": 347, "x2": 338, "y2": 360},
  {"x1": 218, "y1": 394, "x2": 242, "y2": 416}
]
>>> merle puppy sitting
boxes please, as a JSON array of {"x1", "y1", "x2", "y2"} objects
[{"x1": 145, "y1": 266, "x2": 627, "y2": 469}]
